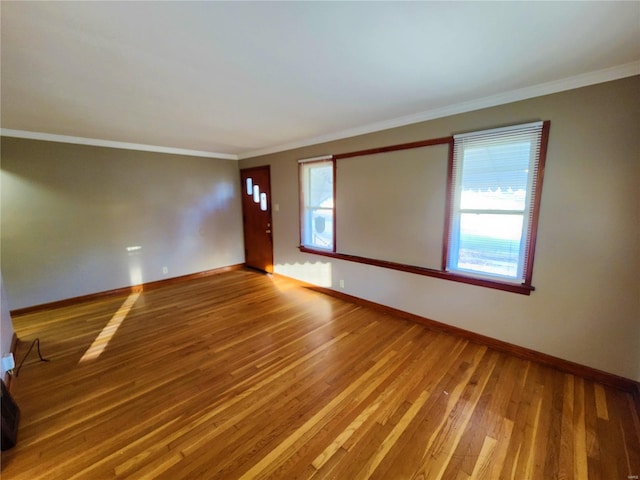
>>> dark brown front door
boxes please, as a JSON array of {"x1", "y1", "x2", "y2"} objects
[{"x1": 240, "y1": 166, "x2": 274, "y2": 273}]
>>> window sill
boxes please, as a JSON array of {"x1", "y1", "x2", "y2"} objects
[{"x1": 298, "y1": 246, "x2": 534, "y2": 295}]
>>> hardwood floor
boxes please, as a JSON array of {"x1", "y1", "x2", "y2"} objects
[{"x1": 2, "y1": 269, "x2": 639, "y2": 479}]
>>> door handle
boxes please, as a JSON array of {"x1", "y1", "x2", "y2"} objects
[{"x1": 266, "y1": 230, "x2": 271, "y2": 234}]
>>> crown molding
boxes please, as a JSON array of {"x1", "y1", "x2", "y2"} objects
[
  {"x1": 237, "y1": 61, "x2": 640, "y2": 160},
  {"x1": 0, "y1": 129, "x2": 238, "y2": 160}
]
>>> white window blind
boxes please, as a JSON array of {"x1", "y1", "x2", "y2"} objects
[{"x1": 448, "y1": 121, "x2": 545, "y2": 283}]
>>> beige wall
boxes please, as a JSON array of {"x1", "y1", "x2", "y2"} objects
[
  {"x1": 239, "y1": 76, "x2": 640, "y2": 381},
  {"x1": 1, "y1": 139, "x2": 244, "y2": 309},
  {"x1": 1, "y1": 272, "x2": 15, "y2": 378},
  {"x1": 337, "y1": 143, "x2": 448, "y2": 268}
]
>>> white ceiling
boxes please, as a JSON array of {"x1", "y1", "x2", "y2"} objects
[{"x1": 1, "y1": 1, "x2": 639, "y2": 160}]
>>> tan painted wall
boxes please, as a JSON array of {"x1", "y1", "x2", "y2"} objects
[
  {"x1": 337, "y1": 143, "x2": 448, "y2": 268},
  {"x1": 1, "y1": 272, "x2": 15, "y2": 378},
  {"x1": 1, "y1": 139, "x2": 244, "y2": 309},
  {"x1": 239, "y1": 76, "x2": 640, "y2": 381}
]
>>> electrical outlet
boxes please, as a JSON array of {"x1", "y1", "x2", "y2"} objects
[
  {"x1": 162, "y1": 266, "x2": 168, "y2": 274},
  {"x1": 2, "y1": 353, "x2": 15, "y2": 372},
  {"x1": 339, "y1": 279, "x2": 345, "y2": 289}
]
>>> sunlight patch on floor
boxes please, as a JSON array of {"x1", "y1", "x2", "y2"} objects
[{"x1": 78, "y1": 291, "x2": 141, "y2": 364}]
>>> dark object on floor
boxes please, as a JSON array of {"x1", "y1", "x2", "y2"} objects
[{"x1": 1, "y1": 379, "x2": 20, "y2": 451}]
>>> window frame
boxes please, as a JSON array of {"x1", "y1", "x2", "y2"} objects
[
  {"x1": 298, "y1": 156, "x2": 336, "y2": 252},
  {"x1": 445, "y1": 121, "x2": 550, "y2": 288},
  {"x1": 297, "y1": 122, "x2": 550, "y2": 295}
]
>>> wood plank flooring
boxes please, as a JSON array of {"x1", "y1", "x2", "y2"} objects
[{"x1": 2, "y1": 269, "x2": 639, "y2": 479}]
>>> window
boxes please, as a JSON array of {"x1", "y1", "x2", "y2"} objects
[
  {"x1": 297, "y1": 122, "x2": 549, "y2": 295},
  {"x1": 447, "y1": 121, "x2": 549, "y2": 286},
  {"x1": 299, "y1": 156, "x2": 335, "y2": 251}
]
